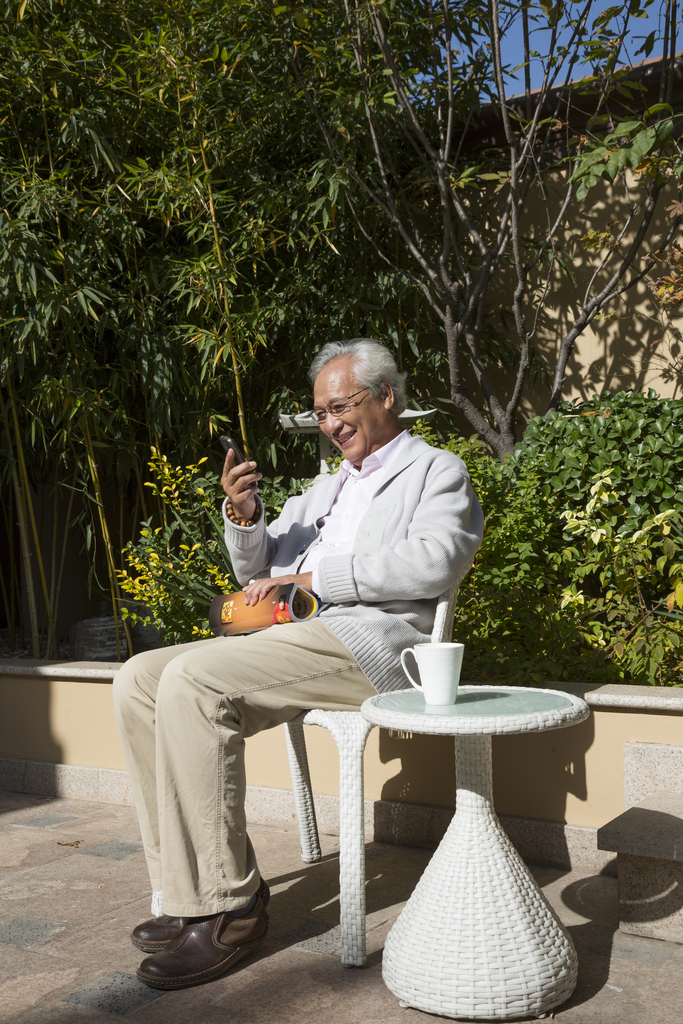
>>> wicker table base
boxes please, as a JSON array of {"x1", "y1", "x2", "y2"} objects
[{"x1": 382, "y1": 733, "x2": 577, "y2": 1020}]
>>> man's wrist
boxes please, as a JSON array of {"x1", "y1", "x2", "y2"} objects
[{"x1": 226, "y1": 498, "x2": 261, "y2": 528}]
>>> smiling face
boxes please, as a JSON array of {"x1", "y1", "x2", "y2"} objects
[{"x1": 313, "y1": 356, "x2": 401, "y2": 469}]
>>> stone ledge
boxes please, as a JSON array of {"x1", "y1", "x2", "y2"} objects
[
  {"x1": 556, "y1": 682, "x2": 683, "y2": 712},
  {"x1": 624, "y1": 741, "x2": 683, "y2": 808},
  {"x1": 0, "y1": 758, "x2": 133, "y2": 804},
  {"x1": 2, "y1": 661, "x2": 682, "y2": 710},
  {"x1": 616, "y1": 853, "x2": 683, "y2": 943},
  {"x1": 0, "y1": 759, "x2": 614, "y2": 875},
  {"x1": 598, "y1": 791, "x2": 683, "y2": 861},
  {"x1": 0, "y1": 660, "x2": 121, "y2": 681},
  {"x1": 501, "y1": 814, "x2": 616, "y2": 876}
]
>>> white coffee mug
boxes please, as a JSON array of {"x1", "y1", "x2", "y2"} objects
[{"x1": 400, "y1": 642, "x2": 465, "y2": 706}]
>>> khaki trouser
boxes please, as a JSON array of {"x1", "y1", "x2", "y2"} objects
[{"x1": 113, "y1": 620, "x2": 376, "y2": 916}]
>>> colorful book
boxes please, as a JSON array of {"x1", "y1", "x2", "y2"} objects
[{"x1": 209, "y1": 584, "x2": 325, "y2": 637}]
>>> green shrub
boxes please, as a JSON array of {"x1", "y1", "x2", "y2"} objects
[
  {"x1": 120, "y1": 394, "x2": 683, "y2": 681},
  {"x1": 118, "y1": 451, "x2": 235, "y2": 645},
  {"x1": 118, "y1": 449, "x2": 313, "y2": 645},
  {"x1": 443, "y1": 392, "x2": 683, "y2": 686},
  {"x1": 519, "y1": 390, "x2": 683, "y2": 528}
]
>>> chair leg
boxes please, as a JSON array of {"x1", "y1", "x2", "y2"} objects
[
  {"x1": 304, "y1": 710, "x2": 375, "y2": 967},
  {"x1": 284, "y1": 720, "x2": 322, "y2": 863}
]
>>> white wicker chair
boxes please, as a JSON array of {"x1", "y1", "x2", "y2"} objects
[{"x1": 284, "y1": 577, "x2": 463, "y2": 967}]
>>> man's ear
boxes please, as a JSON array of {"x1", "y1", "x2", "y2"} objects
[{"x1": 381, "y1": 382, "x2": 395, "y2": 409}]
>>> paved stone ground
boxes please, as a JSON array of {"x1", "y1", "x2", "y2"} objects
[{"x1": 1, "y1": 789, "x2": 682, "y2": 1024}]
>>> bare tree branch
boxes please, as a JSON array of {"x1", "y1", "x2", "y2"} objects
[{"x1": 269, "y1": 0, "x2": 681, "y2": 455}]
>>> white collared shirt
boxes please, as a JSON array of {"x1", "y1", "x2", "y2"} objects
[{"x1": 300, "y1": 429, "x2": 412, "y2": 594}]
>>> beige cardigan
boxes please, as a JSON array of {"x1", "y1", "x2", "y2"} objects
[{"x1": 224, "y1": 435, "x2": 484, "y2": 693}]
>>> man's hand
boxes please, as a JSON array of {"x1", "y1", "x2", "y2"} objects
[
  {"x1": 243, "y1": 572, "x2": 314, "y2": 606},
  {"x1": 221, "y1": 448, "x2": 262, "y2": 522}
]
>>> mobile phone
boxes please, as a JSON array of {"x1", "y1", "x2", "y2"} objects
[{"x1": 219, "y1": 435, "x2": 245, "y2": 466}]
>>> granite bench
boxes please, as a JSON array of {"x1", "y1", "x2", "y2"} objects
[{"x1": 597, "y1": 790, "x2": 683, "y2": 943}]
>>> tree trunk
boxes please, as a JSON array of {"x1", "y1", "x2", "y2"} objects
[{"x1": 444, "y1": 306, "x2": 515, "y2": 456}]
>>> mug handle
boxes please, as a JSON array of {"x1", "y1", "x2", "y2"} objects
[{"x1": 400, "y1": 648, "x2": 422, "y2": 690}]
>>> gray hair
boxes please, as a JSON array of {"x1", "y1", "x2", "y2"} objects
[{"x1": 309, "y1": 338, "x2": 408, "y2": 415}]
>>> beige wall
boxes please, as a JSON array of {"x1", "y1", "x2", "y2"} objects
[
  {"x1": 2, "y1": 673, "x2": 681, "y2": 830},
  {"x1": 471, "y1": 173, "x2": 683, "y2": 438},
  {"x1": 549, "y1": 174, "x2": 683, "y2": 406},
  {"x1": 0, "y1": 677, "x2": 125, "y2": 770},
  {"x1": 491, "y1": 707, "x2": 683, "y2": 829}
]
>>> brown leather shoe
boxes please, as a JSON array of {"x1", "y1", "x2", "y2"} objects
[
  {"x1": 130, "y1": 878, "x2": 270, "y2": 954},
  {"x1": 136, "y1": 894, "x2": 268, "y2": 990}
]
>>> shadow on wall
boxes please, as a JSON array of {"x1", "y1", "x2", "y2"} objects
[
  {"x1": 374, "y1": 713, "x2": 596, "y2": 865},
  {"x1": 519, "y1": 175, "x2": 683, "y2": 414},
  {"x1": 377, "y1": 730, "x2": 455, "y2": 809},
  {"x1": 492, "y1": 712, "x2": 595, "y2": 872},
  {"x1": 492, "y1": 712, "x2": 595, "y2": 820},
  {"x1": 0, "y1": 676, "x2": 63, "y2": 806}
]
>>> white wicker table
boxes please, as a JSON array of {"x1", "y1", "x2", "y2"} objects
[{"x1": 361, "y1": 686, "x2": 590, "y2": 1021}]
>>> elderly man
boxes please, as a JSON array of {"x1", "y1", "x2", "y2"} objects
[{"x1": 114, "y1": 338, "x2": 483, "y2": 990}]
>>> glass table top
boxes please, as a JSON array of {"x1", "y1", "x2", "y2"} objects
[{"x1": 371, "y1": 686, "x2": 574, "y2": 719}]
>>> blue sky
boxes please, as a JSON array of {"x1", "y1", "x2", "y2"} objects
[{"x1": 500, "y1": 0, "x2": 673, "y2": 94}]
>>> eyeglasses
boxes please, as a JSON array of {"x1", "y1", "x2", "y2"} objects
[{"x1": 312, "y1": 387, "x2": 370, "y2": 424}]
